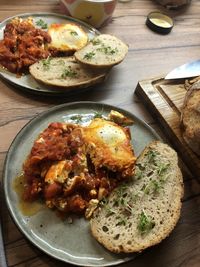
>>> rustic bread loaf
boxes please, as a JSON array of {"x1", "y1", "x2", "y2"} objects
[
  {"x1": 29, "y1": 56, "x2": 107, "y2": 88},
  {"x1": 74, "y1": 34, "x2": 128, "y2": 68},
  {"x1": 90, "y1": 141, "x2": 183, "y2": 253},
  {"x1": 181, "y1": 80, "x2": 200, "y2": 156}
]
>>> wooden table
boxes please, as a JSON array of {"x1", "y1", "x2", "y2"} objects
[{"x1": 1, "y1": 0, "x2": 200, "y2": 266}]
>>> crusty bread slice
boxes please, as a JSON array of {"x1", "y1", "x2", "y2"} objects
[
  {"x1": 181, "y1": 80, "x2": 200, "y2": 156},
  {"x1": 90, "y1": 141, "x2": 184, "y2": 253},
  {"x1": 74, "y1": 34, "x2": 128, "y2": 68},
  {"x1": 29, "y1": 56, "x2": 108, "y2": 88}
]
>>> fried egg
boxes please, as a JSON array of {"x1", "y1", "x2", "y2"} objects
[
  {"x1": 83, "y1": 118, "x2": 136, "y2": 177},
  {"x1": 48, "y1": 23, "x2": 88, "y2": 52}
]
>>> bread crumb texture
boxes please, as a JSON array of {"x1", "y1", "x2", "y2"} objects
[
  {"x1": 90, "y1": 141, "x2": 184, "y2": 253},
  {"x1": 181, "y1": 84, "x2": 200, "y2": 156},
  {"x1": 74, "y1": 34, "x2": 128, "y2": 67},
  {"x1": 29, "y1": 56, "x2": 106, "y2": 88}
]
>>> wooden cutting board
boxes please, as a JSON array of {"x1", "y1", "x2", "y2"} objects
[{"x1": 135, "y1": 76, "x2": 200, "y2": 179}]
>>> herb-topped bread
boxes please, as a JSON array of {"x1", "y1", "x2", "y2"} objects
[
  {"x1": 74, "y1": 34, "x2": 128, "y2": 68},
  {"x1": 90, "y1": 141, "x2": 184, "y2": 253},
  {"x1": 29, "y1": 56, "x2": 107, "y2": 88}
]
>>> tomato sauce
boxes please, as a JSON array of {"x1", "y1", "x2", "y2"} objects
[{"x1": 22, "y1": 122, "x2": 121, "y2": 218}]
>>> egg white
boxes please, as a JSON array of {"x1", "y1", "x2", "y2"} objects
[{"x1": 48, "y1": 23, "x2": 88, "y2": 52}]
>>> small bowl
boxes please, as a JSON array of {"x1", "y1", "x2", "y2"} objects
[{"x1": 60, "y1": 0, "x2": 117, "y2": 28}]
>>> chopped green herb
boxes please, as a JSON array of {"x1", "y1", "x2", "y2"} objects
[
  {"x1": 36, "y1": 19, "x2": 48, "y2": 29},
  {"x1": 70, "y1": 31, "x2": 78, "y2": 36},
  {"x1": 93, "y1": 110, "x2": 104, "y2": 119},
  {"x1": 41, "y1": 57, "x2": 52, "y2": 70},
  {"x1": 91, "y1": 38, "x2": 102, "y2": 45},
  {"x1": 105, "y1": 206, "x2": 116, "y2": 217},
  {"x1": 137, "y1": 211, "x2": 155, "y2": 235},
  {"x1": 83, "y1": 51, "x2": 95, "y2": 60},
  {"x1": 97, "y1": 46, "x2": 118, "y2": 55},
  {"x1": 61, "y1": 67, "x2": 77, "y2": 78},
  {"x1": 70, "y1": 115, "x2": 83, "y2": 123},
  {"x1": 151, "y1": 180, "x2": 162, "y2": 193},
  {"x1": 142, "y1": 180, "x2": 162, "y2": 195},
  {"x1": 146, "y1": 150, "x2": 158, "y2": 164},
  {"x1": 157, "y1": 163, "x2": 170, "y2": 176},
  {"x1": 135, "y1": 169, "x2": 143, "y2": 180}
]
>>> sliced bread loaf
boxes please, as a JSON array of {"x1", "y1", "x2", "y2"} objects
[
  {"x1": 74, "y1": 34, "x2": 128, "y2": 68},
  {"x1": 181, "y1": 80, "x2": 200, "y2": 156},
  {"x1": 90, "y1": 141, "x2": 184, "y2": 253},
  {"x1": 29, "y1": 56, "x2": 107, "y2": 88}
]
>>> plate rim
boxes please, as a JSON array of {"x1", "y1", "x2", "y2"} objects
[
  {"x1": 0, "y1": 12, "x2": 101, "y2": 96},
  {"x1": 3, "y1": 101, "x2": 161, "y2": 266}
]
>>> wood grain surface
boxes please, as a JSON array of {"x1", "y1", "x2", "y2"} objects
[
  {"x1": 135, "y1": 77, "x2": 200, "y2": 178},
  {"x1": 0, "y1": 1, "x2": 200, "y2": 267}
]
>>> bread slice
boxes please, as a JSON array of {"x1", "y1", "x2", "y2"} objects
[
  {"x1": 181, "y1": 80, "x2": 200, "y2": 156},
  {"x1": 29, "y1": 56, "x2": 108, "y2": 88},
  {"x1": 74, "y1": 34, "x2": 128, "y2": 68},
  {"x1": 90, "y1": 141, "x2": 184, "y2": 253}
]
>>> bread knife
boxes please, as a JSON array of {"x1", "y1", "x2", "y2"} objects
[{"x1": 165, "y1": 59, "x2": 200, "y2": 79}]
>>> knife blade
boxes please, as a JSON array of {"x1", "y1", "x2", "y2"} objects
[{"x1": 165, "y1": 59, "x2": 200, "y2": 80}]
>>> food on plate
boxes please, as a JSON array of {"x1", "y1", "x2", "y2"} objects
[
  {"x1": 0, "y1": 17, "x2": 51, "y2": 74},
  {"x1": 90, "y1": 141, "x2": 183, "y2": 253},
  {"x1": 47, "y1": 23, "x2": 88, "y2": 54},
  {"x1": 74, "y1": 34, "x2": 128, "y2": 68},
  {"x1": 29, "y1": 56, "x2": 107, "y2": 88},
  {"x1": 83, "y1": 118, "x2": 135, "y2": 177},
  {"x1": 181, "y1": 80, "x2": 200, "y2": 156},
  {"x1": 22, "y1": 113, "x2": 136, "y2": 219},
  {"x1": 0, "y1": 16, "x2": 128, "y2": 93},
  {"x1": 108, "y1": 110, "x2": 134, "y2": 126}
]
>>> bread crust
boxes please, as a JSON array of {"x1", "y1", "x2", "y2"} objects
[
  {"x1": 90, "y1": 141, "x2": 184, "y2": 253},
  {"x1": 181, "y1": 81, "x2": 200, "y2": 156}
]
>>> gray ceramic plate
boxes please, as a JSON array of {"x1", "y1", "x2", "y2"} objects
[
  {"x1": 3, "y1": 102, "x2": 161, "y2": 266},
  {"x1": 0, "y1": 13, "x2": 100, "y2": 95}
]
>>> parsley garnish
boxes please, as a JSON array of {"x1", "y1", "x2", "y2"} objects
[
  {"x1": 93, "y1": 110, "x2": 104, "y2": 119},
  {"x1": 91, "y1": 38, "x2": 102, "y2": 45},
  {"x1": 61, "y1": 67, "x2": 77, "y2": 78},
  {"x1": 36, "y1": 19, "x2": 48, "y2": 29},
  {"x1": 157, "y1": 163, "x2": 170, "y2": 176},
  {"x1": 142, "y1": 180, "x2": 162, "y2": 195},
  {"x1": 70, "y1": 115, "x2": 83, "y2": 123},
  {"x1": 41, "y1": 57, "x2": 52, "y2": 70},
  {"x1": 83, "y1": 51, "x2": 95, "y2": 60},
  {"x1": 137, "y1": 211, "x2": 155, "y2": 235},
  {"x1": 146, "y1": 150, "x2": 158, "y2": 164},
  {"x1": 97, "y1": 46, "x2": 118, "y2": 55},
  {"x1": 70, "y1": 31, "x2": 78, "y2": 36}
]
